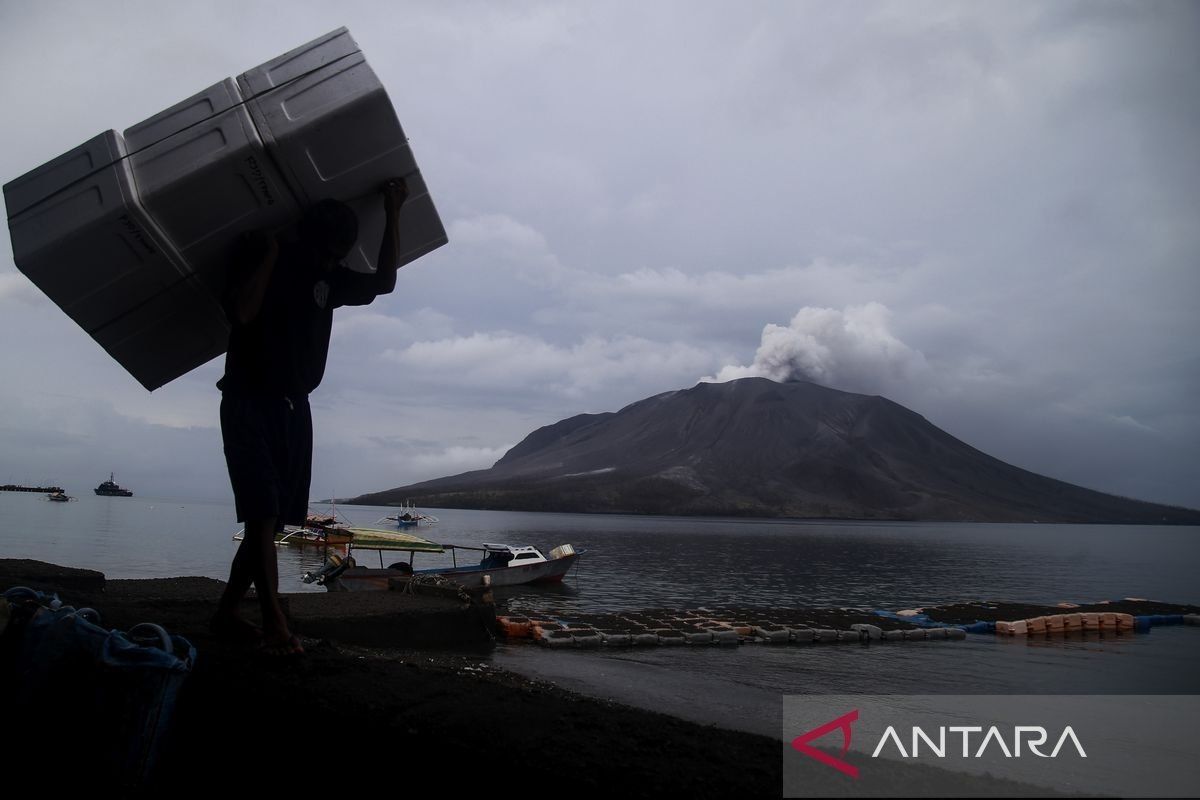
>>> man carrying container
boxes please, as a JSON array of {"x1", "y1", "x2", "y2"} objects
[{"x1": 211, "y1": 178, "x2": 410, "y2": 656}]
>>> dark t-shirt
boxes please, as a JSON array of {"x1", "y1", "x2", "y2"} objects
[{"x1": 218, "y1": 238, "x2": 387, "y2": 397}]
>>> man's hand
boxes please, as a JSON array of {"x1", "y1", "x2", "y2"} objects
[
  {"x1": 382, "y1": 177, "x2": 409, "y2": 216},
  {"x1": 373, "y1": 177, "x2": 410, "y2": 292}
]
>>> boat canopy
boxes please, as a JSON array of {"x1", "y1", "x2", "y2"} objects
[{"x1": 346, "y1": 527, "x2": 444, "y2": 553}]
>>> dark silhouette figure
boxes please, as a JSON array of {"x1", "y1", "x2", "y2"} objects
[{"x1": 212, "y1": 178, "x2": 410, "y2": 655}]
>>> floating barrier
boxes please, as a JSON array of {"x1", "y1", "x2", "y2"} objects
[{"x1": 497, "y1": 600, "x2": 1198, "y2": 650}]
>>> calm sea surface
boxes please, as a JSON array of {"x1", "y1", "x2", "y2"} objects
[{"x1": 3, "y1": 492, "x2": 1197, "y2": 735}]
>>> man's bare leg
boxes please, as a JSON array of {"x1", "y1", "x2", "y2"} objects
[{"x1": 213, "y1": 517, "x2": 299, "y2": 653}]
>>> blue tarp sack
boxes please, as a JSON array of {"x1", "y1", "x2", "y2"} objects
[{"x1": 2, "y1": 585, "x2": 195, "y2": 789}]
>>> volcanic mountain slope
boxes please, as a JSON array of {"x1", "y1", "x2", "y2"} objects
[{"x1": 349, "y1": 377, "x2": 1200, "y2": 522}]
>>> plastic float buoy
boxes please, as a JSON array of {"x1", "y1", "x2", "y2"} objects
[
  {"x1": 655, "y1": 629, "x2": 686, "y2": 646},
  {"x1": 598, "y1": 631, "x2": 632, "y2": 647},
  {"x1": 569, "y1": 628, "x2": 602, "y2": 648},
  {"x1": 495, "y1": 616, "x2": 533, "y2": 639},
  {"x1": 755, "y1": 626, "x2": 790, "y2": 644},
  {"x1": 850, "y1": 624, "x2": 883, "y2": 641},
  {"x1": 707, "y1": 627, "x2": 740, "y2": 645}
]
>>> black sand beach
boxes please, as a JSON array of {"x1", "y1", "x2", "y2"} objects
[{"x1": 5, "y1": 559, "x2": 1185, "y2": 796}]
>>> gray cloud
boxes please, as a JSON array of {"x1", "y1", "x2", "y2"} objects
[{"x1": 1, "y1": 1, "x2": 1196, "y2": 508}]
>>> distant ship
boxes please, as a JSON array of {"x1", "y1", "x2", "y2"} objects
[{"x1": 94, "y1": 472, "x2": 133, "y2": 497}]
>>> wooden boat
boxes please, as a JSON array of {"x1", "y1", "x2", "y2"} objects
[
  {"x1": 303, "y1": 534, "x2": 581, "y2": 592},
  {"x1": 232, "y1": 513, "x2": 355, "y2": 547},
  {"x1": 377, "y1": 500, "x2": 438, "y2": 528}
]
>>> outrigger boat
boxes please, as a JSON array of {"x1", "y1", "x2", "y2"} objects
[
  {"x1": 233, "y1": 512, "x2": 354, "y2": 547},
  {"x1": 377, "y1": 500, "x2": 438, "y2": 528},
  {"x1": 303, "y1": 530, "x2": 582, "y2": 592}
]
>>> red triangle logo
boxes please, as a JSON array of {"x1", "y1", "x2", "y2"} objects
[{"x1": 790, "y1": 709, "x2": 860, "y2": 779}]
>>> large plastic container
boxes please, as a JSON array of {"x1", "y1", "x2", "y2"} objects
[
  {"x1": 90, "y1": 276, "x2": 229, "y2": 393},
  {"x1": 238, "y1": 27, "x2": 447, "y2": 273},
  {"x1": 5, "y1": 131, "x2": 230, "y2": 390},
  {"x1": 3, "y1": 27, "x2": 447, "y2": 391},
  {"x1": 3, "y1": 130, "x2": 125, "y2": 218},
  {"x1": 5, "y1": 132, "x2": 185, "y2": 335},
  {"x1": 125, "y1": 78, "x2": 300, "y2": 297}
]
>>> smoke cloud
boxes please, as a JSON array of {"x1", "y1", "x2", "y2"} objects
[{"x1": 703, "y1": 302, "x2": 928, "y2": 395}]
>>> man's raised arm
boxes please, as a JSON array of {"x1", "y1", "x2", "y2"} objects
[
  {"x1": 372, "y1": 176, "x2": 410, "y2": 296},
  {"x1": 223, "y1": 230, "x2": 279, "y2": 325}
]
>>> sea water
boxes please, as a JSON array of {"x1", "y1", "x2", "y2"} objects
[{"x1": 2, "y1": 492, "x2": 1197, "y2": 735}]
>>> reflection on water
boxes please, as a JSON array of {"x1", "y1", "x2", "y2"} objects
[
  {"x1": 3, "y1": 493, "x2": 1197, "y2": 713},
  {"x1": 4, "y1": 495, "x2": 1197, "y2": 607}
]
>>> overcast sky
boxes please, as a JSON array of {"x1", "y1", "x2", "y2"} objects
[{"x1": 1, "y1": 1, "x2": 1197, "y2": 509}]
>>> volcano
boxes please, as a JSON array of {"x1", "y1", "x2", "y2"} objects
[{"x1": 348, "y1": 377, "x2": 1199, "y2": 523}]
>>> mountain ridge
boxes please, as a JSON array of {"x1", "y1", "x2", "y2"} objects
[{"x1": 345, "y1": 378, "x2": 1200, "y2": 523}]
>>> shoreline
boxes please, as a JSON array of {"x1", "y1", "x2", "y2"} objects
[
  {"x1": 1, "y1": 560, "x2": 782, "y2": 794},
  {"x1": 4, "y1": 560, "x2": 1193, "y2": 795}
]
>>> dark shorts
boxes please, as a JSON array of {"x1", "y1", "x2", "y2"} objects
[{"x1": 220, "y1": 392, "x2": 312, "y2": 525}]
